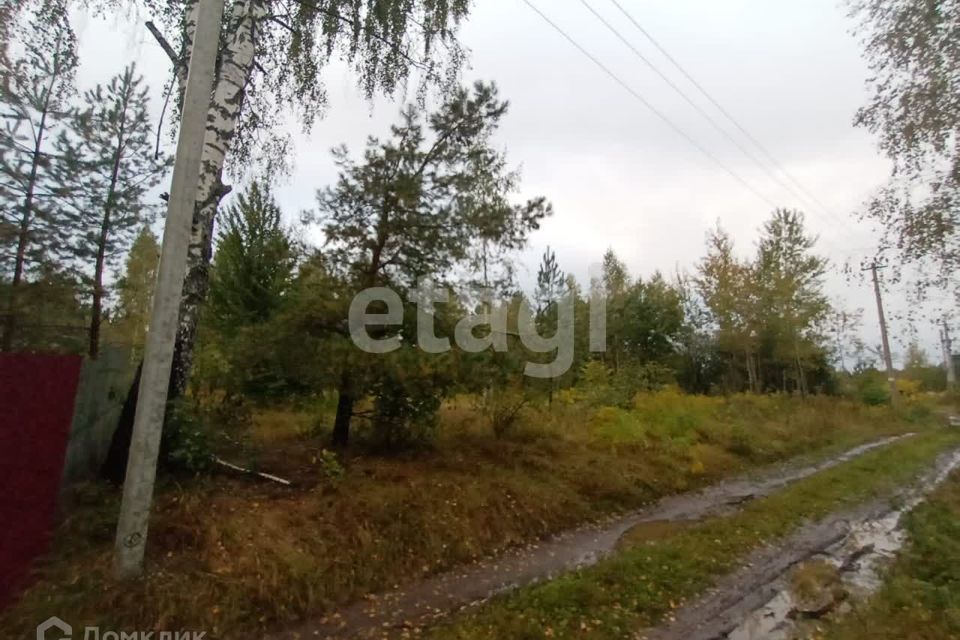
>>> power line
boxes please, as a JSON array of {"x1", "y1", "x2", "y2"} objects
[
  {"x1": 519, "y1": 0, "x2": 779, "y2": 210},
  {"x1": 577, "y1": 0, "x2": 821, "y2": 216},
  {"x1": 606, "y1": 0, "x2": 857, "y2": 234},
  {"x1": 520, "y1": 0, "x2": 854, "y2": 259}
]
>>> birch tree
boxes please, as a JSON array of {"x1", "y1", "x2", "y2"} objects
[
  {"x1": 696, "y1": 225, "x2": 760, "y2": 391},
  {"x1": 9, "y1": 0, "x2": 470, "y2": 379},
  {"x1": 849, "y1": 0, "x2": 960, "y2": 294},
  {"x1": 85, "y1": 0, "x2": 473, "y2": 477},
  {"x1": 600, "y1": 249, "x2": 630, "y2": 372},
  {"x1": 137, "y1": 0, "x2": 472, "y2": 395},
  {"x1": 754, "y1": 209, "x2": 830, "y2": 395}
]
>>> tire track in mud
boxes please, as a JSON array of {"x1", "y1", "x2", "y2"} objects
[
  {"x1": 641, "y1": 443, "x2": 960, "y2": 640},
  {"x1": 262, "y1": 434, "x2": 913, "y2": 640}
]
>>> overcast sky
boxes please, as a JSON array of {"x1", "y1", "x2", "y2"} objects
[{"x1": 72, "y1": 0, "x2": 953, "y2": 365}]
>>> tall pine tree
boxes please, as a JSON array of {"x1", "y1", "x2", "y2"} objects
[
  {"x1": 318, "y1": 82, "x2": 551, "y2": 446},
  {"x1": 534, "y1": 246, "x2": 566, "y2": 402},
  {"x1": 208, "y1": 181, "x2": 298, "y2": 333},
  {"x1": 0, "y1": 11, "x2": 76, "y2": 350},
  {"x1": 535, "y1": 246, "x2": 565, "y2": 319},
  {"x1": 56, "y1": 64, "x2": 167, "y2": 357}
]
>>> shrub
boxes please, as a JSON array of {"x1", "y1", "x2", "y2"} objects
[
  {"x1": 163, "y1": 401, "x2": 214, "y2": 472},
  {"x1": 727, "y1": 423, "x2": 758, "y2": 458},
  {"x1": 580, "y1": 362, "x2": 677, "y2": 409},
  {"x1": 590, "y1": 405, "x2": 644, "y2": 443},
  {"x1": 633, "y1": 388, "x2": 715, "y2": 443},
  {"x1": 579, "y1": 360, "x2": 613, "y2": 405},
  {"x1": 895, "y1": 378, "x2": 922, "y2": 398},
  {"x1": 554, "y1": 387, "x2": 583, "y2": 405},
  {"x1": 314, "y1": 449, "x2": 345, "y2": 484},
  {"x1": 478, "y1": 388, "x2": 529, "y2": 438},
  {"x1": 861, "y1": 384, "x2": 890, "y2": 406},
  {"x1": 367, "y1": 374, "x2": 442, "y2": 451}
]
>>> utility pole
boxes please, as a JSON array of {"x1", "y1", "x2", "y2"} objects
[
  {"x1": 942, "y1": 318, "x2": 956, "y2": 390},
  {"x1": 114, "y1": 0, "x2": 225, "y2": 579},
  {"x1": 864, "y1": 262, "x2": 899, "y2": 406}
]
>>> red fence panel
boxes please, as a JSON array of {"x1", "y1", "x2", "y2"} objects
[{"x1": 0, "y1": 353, "x2": 82, "y2": 609}]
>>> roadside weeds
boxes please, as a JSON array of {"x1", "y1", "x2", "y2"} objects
[
  {"x1": 0, "y1": 396, "x2": 938, "y2": 639},
  {"x1": 424, "y1": 430, "x2": 960, "y2": 640},
  {"x1": 820, "y1": 466, "x2": 960, "y2": 640}
]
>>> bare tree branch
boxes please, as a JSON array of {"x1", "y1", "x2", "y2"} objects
[{"x1": 145, "y1": 20, "x2": 180, "y2": 67}]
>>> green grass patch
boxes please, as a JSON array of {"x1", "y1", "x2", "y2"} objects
[{"x1": 426, "y1": 430, "x2": 960, "y2": 640}]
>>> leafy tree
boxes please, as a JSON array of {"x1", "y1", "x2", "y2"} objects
[
  {"x1": 43, "y1": 0, "x2": 480, "y2": 481},
  {"x1": 829, "y1": 306, "x2": 865, "y2": 374},
  {"x1": 904, "y1": 341, "x2": 929, "y2": 369},
  {"x1": 696, "y1": 224, "x2": 759, "y2": 391},
  {"x1": 674, "y1": 270, "x2": 724, "y2": 393},
  {"x1": 599, "y1": 248, "x2": 630, "y2": 372},
  {"x1": 590, "y1": 269, "x2": 685, "y2": 403},
  {"x1": 317, "y1": 82, "x2": 550, "y2": 446},
  {"x1": 0, "y1": 10, "x2": 76, "y2": 350},
  {"x1": 849, "y1": 0, "x2": 960, "y2": 292},
  {"x1": 621, "y1": 272, "x2": 683, "y2": 365},
  {"x1": 56, "y1": 64, "x2": 167, "y2": 357},
  {"x1": 111, "y1": 226, "x2": 160, "y2": 362},
  {"x1": 696, "y1": 212, "x2": 831, "y2": 393},
  {"x1": 131, "y1": 0, "x2": 475, "y2": 397},
  {"x1": 755, "y1": 209, "x2": 830, "y2": 394},
  {"x1": 902, "y1": 340, "x2": 947, "y2": 391}
]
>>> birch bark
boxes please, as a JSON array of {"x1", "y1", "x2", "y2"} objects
[{"x1": 170, "y1": 0, "x2": 264, "y2": 392}]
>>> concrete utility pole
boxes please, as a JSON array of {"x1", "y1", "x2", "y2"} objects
[
  {"x1": 942, "y1": 319, "x2": 956, "y2": 390},
  {"x1": 865, "y1": 262, "x2": 899, "y2": 406},
  {"x1": 114, "y1": 0, "x2": 225, "y2": 579}
]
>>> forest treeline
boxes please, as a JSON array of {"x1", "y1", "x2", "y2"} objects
[
  {"x1": 189, "y1": 160, "x2": 944, "y2": 450},
  {"x1": 1, "y1": 1, "x2": 951, "y2": 456},
  {"x1": 1, "y1": 52, "x2": 943, "y2": 453}
]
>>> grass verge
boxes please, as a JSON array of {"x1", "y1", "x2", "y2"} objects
[
  {"x1": 821, "y1": 468, "x2": 960, "y2": 640},
  {"x1": 0, "y1": 395, "x2": 940, "y2": 638},
  {"x1": 425, "y1": 430, "x2": 960, "y2": 640}
]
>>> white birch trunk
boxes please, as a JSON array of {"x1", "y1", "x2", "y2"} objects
[{"x1": 171, "y1": 0, "x2": 264, "y2": 392}]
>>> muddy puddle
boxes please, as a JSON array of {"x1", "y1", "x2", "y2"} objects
[
  {"x1": 645, "y1": 445, "x2": 960, "y2": 640},
  {"x1": 262, "y1": 434, "x2": 911, "y2": 640},
  {"x1": 616, "y1": 519, "x2": 693, "y2": 548}
]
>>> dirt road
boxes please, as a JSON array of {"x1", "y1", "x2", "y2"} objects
[
  {"x1": 263, "y1": 435, "x2": 912, "y2": 640},
  {"x1": 641, "y1": 445, "x2": 960, "y2": 640}
]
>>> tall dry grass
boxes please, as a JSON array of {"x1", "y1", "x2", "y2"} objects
[{"x1": 0, "y1": 392, "x2": 937, "y2": 638}]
